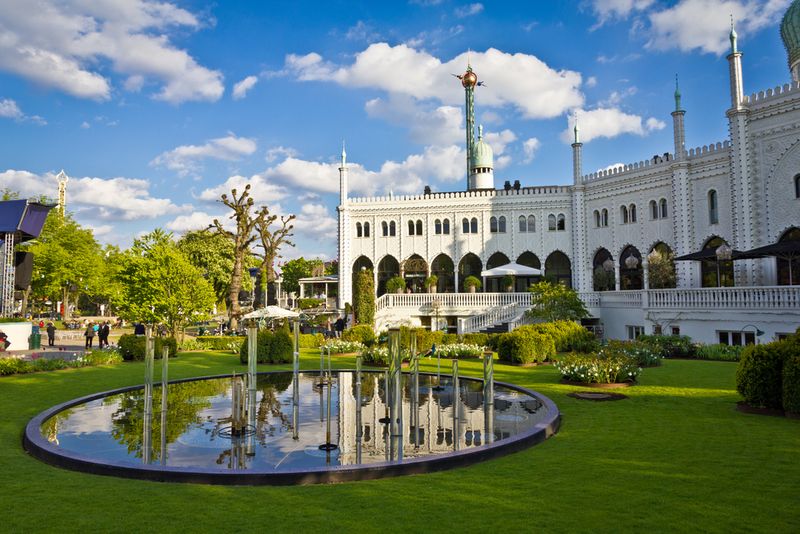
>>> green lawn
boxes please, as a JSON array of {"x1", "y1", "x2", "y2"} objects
[{"x1": 1, "y1": 351, "x2": 798, "y2": 533}]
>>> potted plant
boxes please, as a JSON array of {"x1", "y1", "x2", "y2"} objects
[
  {"x1": 502, "y1": 275, "x2": 515, "y2": 292},
  {"x1": 386, "y1": 276, "x2": 406, "y2": 294},
  {"x1": 463, "y1": 276, "x2": 482, "y2": 293},
  {"x1": 425, "y1": 274, "x2": 438, "y2": 293}
]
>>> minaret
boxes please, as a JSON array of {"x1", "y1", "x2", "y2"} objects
[
  {"x1": 727, "y1": 17, "x2": 744, "y2": 110},
  {"x1": 458, "y1": 64, "x2": 478, "y2": 190},
  {"x1": 339, "y1": 141, "x2": 348, "y2": 205},
  {"x1": 469, "y1": 125, "x2": 494, "y2": 190},
  {"x1": 671, "y1": 76, "x2": 686, "y2": 160},
  {"x1": 337, "y1": 141, "x2": 351, "y2": 309},
  {"x1": 56, "y1": 170, "x2": 68, "y2": 217},
  {"x1": 571, "y1": 115, "x2": 582, "y2": 184}
]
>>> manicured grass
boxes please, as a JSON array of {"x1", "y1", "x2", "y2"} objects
[{"x1": 1, "y1": 351, "x2": 798, "y2": 532}]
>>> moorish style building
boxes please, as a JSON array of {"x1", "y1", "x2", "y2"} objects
[{"x1": 337, "y1": 7, "x2": 800, "y2": 344}]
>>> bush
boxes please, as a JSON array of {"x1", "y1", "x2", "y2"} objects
[
  {"x1": 639, "y1": 335, "x2": 695, "y2": 358},
  {"x1": 118, "y1": 335, "x2": 177, "y2": 361},
  {"x1": 461, "y1": 333, "x2": 489, "y2": 347},
  {"x1": 78, "y1": 349, "x2": 124, "y2": 366},
  {"x1": 497, "y1": 330, "x2": 556, "y2": 364},
  {"x1": 386, "y1": 276, "x2": 406, "y2": 293},
  {"x1": 463, "y1": 276, "x2": 482, "y2": 291},
  {"x1": 353, "y1": 269, "x2": 375, "y2": 325},
  {"x1": 238, "y1": 329, "x2": 293, "y2": 364},
  {"x1": 196, "y1": 336, "x2": 247, "y2": 350},
  {"x1": 425, "y1": 275, "x2": 438, "y2": 290},
  {"x1": 605, "y1": 340, "x2": 661, "y2": 367},
  {"x1": 360, "y1": 345, "x2": 389, "y2": 366},
  {"x1": 736, "y1": 339, "x2": 793, "y2": 409},
  {"x1": 179, "y1": 338, "x2": 203, "y2": 351},
  {"x1": 0, "y1": 357, "x2": 32, "y2": 375},
  {"x1": 436, "y1": 343, "x2": 484, "y2": 358},
  {"x1": 414, "y1": 329, "x2": 444, "y2": 353},
  {"x1": 442, "y1": 333, "x2": 459, "y2": 345},
  {"x1": 321, "y1": 340, "x2": 364, "y2": 354},
  {"x1": 299, "y1": 333, "x2": 324, "y2": 348},
  {"x1": 514, "y1": 321, "x2": 594, "y2": 353},
  {"x1": 0, "y1": 349, "x2": 124, "y2": 376},
  {"x1": 342, "y1": 325, "x2": 376, "y2": 345},
  {"x1": 783, "y1": 354, "x2": 800, "y2": 414},
  {"x1": 695, "y1": 343, "x2": 742, "y2": 362},
  {"x1": 297, "y1": 298, "x2": 325, "y2": 310},
  {"x1": 555, "y1": 351, "x2": 641, "y2": 383}
]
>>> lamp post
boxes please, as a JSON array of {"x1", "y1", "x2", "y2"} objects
[
  {"x1": 715, "y1": 244, "x2": 732, "y2": 287},
  {"x1": 740, "y1": 324, "x2": 765, "y2": 345}
]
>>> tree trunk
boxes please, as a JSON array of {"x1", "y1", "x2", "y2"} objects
[
  {"x1": 228, "y1": 252, "x2": 243, "y2": 330},
  {"x1": 20, "y1": 287, "x2": 30, "y2": 317},
  {"x1": 62, "y1": 286, "x2": 70, "y2": 320}
]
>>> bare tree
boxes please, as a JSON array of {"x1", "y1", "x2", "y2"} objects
[
  {"x1": 254, "y1": 210, "x2": 295, "y2": 307},
  {"x1": 210, "y1": 185, "x2": 268, "y2": 329}
]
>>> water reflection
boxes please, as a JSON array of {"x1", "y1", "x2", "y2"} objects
[{"x1": 43, "y1": 372, "x2": 549, "y2": 472}]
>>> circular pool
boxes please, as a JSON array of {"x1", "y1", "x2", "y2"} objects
[{"x1": 24, "y1": 371, "x2": 560, "y2": 485}]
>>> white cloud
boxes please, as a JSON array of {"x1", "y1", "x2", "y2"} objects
[
  {"x1": 586, "y1": 76, "x2": 598, "y2": 88},
  {"x1": 455, "y1": 3, "x2": 484, "y2": 17},
  {"x1": 86, "y1": 224, "x2": 113, "y2": 238},
  {"x1": 522, "y1": 138, "x2": 541, "y2": 164},
  {"x1": 589, "y1": 0, "x2": 655, "y2": 25},
  {"x1": 561, "y1": 108, "x2": 665, "y2": 143},
  {"x1": 483, "y1": 129, "x2": 516, "y2": 169},
  {"x1": 345, "y1": 21, "x2": 380, "y2": 42},
  {"x1": 232, "y1": 75, "x2": 258, "y2": 100},
  {"x1": 0, "y1": 0, "x2": 223, "y2": 103},
  {"x1": 165, "y1": 211, "x2": 220, "y2": 233},
  {"x1": 0, "y1": 169, "x2": 184, "y2": 221},
  {"x1": 0, "y1": 98, "x2": 46, "y2": 124},
  {"x1": 151, "y1": 134, "x2": 257, "y2": 177},
  {"x1": 599, "y1": 86, "x2": 638, "y2": 107},
  {"x1": 365, "y1": 95, "x2": 463, "y2": 146},
  {"x1": 198, "y1": 174, "x2": 288, "y2": 204},
  {"x1": 647, "y1": 0, "x2": 790, "y2": 54},
  {"x1": 293, "y1": 203, "x2": 337, "y2": 240},
  {"x1": 80, "y1": 121, "x2": 90, "y2": 129},
  {"x1": 266, "y1": 146, "x2": 300, "y2": 163},
  {"x1": 284, "y1": 44, "x2": 584, "y2": 119}
]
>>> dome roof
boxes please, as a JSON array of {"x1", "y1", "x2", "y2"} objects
[
  {"x1": 781, "y1": 0, "x2": 800, "y2": 68},
  {"x1": 470, "y1": 127, "x2": 493, "y2": 170}
]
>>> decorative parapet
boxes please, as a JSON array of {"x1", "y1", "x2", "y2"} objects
[
  {"x1": 580, "y1": 154, "x2": 673, "y2": 184},
  {"x1": 743, "y1": 80, "x2": 800, "y2": 107},
  {"x1": 349, "y1": 186, "x2": 571, "y2": 204},
  {"x1": 685, "y1": 140, "x2": 731, "y2": 160}
]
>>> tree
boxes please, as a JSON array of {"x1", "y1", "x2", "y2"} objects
[
  {"x1": 353, "y1": 268, "x2": 375, "y2": 325},
  {"x1": 527, "y1": 281, "x2": 589, "y2": 322},
  {"x1": 254, "y1": 209, "x2": 295, "y2": 307},
  {"x1": 648, "y1": 248, "x2": 677, "y2": 289},
  {"x1": 177, "y1": 230, "x2": 237, "y2": 306},
  {"x1": 209, "y1": 185, "x2": 270, "y2": 329},
  {"x1": 116, "y1": 230, "x2": 216, "y2": 337},
  {"x1": 281, "y1": 257, "x2": 323, "y2": 295}
]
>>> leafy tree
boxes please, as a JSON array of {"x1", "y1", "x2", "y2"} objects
[
  {"x1": 254, "y1": 209, "x2": 295, "y2": 307},
  {"x1": 116, "y1": 230, "x2": 215, "y2": 337},
  {"x1": 281, "y1": 257, "x2": 323, "y2": 295},
  {"x1": 527, "y1": 280, "x2": 589, "y2": 322},
  {"x1": 592, "y1": 266, "x2": 615, "y2": 291},
  {"x1": 648, "y1": 248, "x2": 677, "y2": 289},
  {"x1": 1, "y1": 189, "x2": 20, "y2": 200},
  {"x1": 353, "y1": 268, "x2": 375, "y2": 325},
  {"x1": 177, "y1": 230, "x2": 236, "y2": 306},
  {"x1": 325, "y1": 260, "x2": 339, "y2": 275}
]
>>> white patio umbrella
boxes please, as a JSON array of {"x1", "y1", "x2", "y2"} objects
[
  {"x1": 480, "y1": 262, "x2": 542, "y2": 277},
  {"x1": 242, "y1": 306, "x2": 300, "y2": 320}
]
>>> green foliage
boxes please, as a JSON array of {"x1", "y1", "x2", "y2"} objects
[
  {"x1": 638, "y1": 335, "x2": 695, "y2": 358},
  {"x1": 237, "y1": 329, "x2": 293, "y2": 364},
  {"x1": 342, "y1": 325, "x2": 376, "y2": 345},
  {"x1": 353, "y1": 269, "x2": 375, "y2": 325},
  {"x1": 695, "y1": 343, "x2": 742, "y2": 362},
  {"x1": 502, "y1": 275, "x2": 515, "y2": 288},
  {"x1": 736, "y1": 338, "x2": 795, "y2": 409},
  {"x1": 117, "y1": 335, "x2": 178, "y2": 361},
  {"x1": 527, "y1": 281, "x2": 589, "y2": 322},
  {"x1": 592, "y1": 266, "x2": 615, "y2": 291},
  {"x1": 463, "y1": 276, "x2": 481, "y2": 290},
  {"x1": 605, "y1": 339, "x2": 661, "y2": 367},
  {"x1": 424, "y1": 275, "x2": 438, "y2": 288},
  {"x1": 461, "y1": 333, "x2": 489, "y2": 348},
  {"x1": 517, "y1": 321, "x2": 595, "y2": 352},
  {"x1": 435, "y1": 343, "x2": 484, "y2": 358},
  {"x1": 299, "y1": 333, "x2": 324, "y2": 348},
  {"x1": 0, "y1": 318, "x2": 28, "y2": 323},
  {"x1": 360, "y1": 345, "x2": 389, "y2": 366},
  {"x1": 281, "y1": 257, "x2": 324, "y2": 295},
  {"x1": 196, "y1": 336, "x2": 247, "y2": 350},
  {"x1": 648, "y1": 248, "x2": 677, "y2": 289},
  {"x1": 0, "y1": 358, "x2": 31, "y2": 375},
  {"x1": 321, "y1": 340, "x2": 364, "y2": 353},
  {"x1": 0, "y1": 349, "x2": 123, "y2": 376},
  {"x1": 177, "y1": 230, "x2": 238, "y2": 305},
  {"x1": 782, "y1": 354, "x2": 800, "y2": 414},
  {"x1": 555, "y1": 351, "x2": 641, "y2": 383},
  {"x1": 442, "y1": 333, "x2": 459, "y2": 345},
  {"x1": 497, "y1": 330, "x2": 556, "y2": 364},
  {"x1": 414, "y1": 329, "x2": 444, "y2": 353},
  {"x1": 386, "y1": 276, "x2": 406, "y2": 293},
  {"x1": 297, "y1": 298, "x2": 324, "y2": 309}
]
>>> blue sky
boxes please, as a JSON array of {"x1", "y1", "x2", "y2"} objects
[{"x1": 0, "y1": 0, "x2": 793, "y2": 262}]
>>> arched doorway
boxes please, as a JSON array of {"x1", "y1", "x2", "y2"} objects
[
  {"x1": 544, "y1": 251, "x2": 572, "y2": 287},
  {"x1": 619, "y1": 245, "x2": 643, "y2": 290},
  {"x1": 377, "y1": 255, "x2": 399, "y2": 296},
  {"x1": 402, "y1": 254, "x2": 428, "y2": 293},
  {"x1": 701, "y1": 237, "x2": 734, "y2": 287},
  {"x1": 516, "y1": 251, "x2": 541, "y2": 291},
  {"x1": 431, "y1": 254, "x2": 455, "y2": 292},
  {"x1": 485, "y1": 252, "x2": 510, "y2": 292},
  {"x1": 777, "y1": 227, "x2": 800, "y2": 285},
  {"x1": 351, "y1": 256, "x2": 374, "y2": 301},
  {"x1": 592, "y1": 248, "x2": 615, "y2": 291},
  {"x1": 647, "y1": 242, "x2": 676, "y2": 289},
  {"x1": 458, "y1": 253, "x2": 482, "y2": 292}
]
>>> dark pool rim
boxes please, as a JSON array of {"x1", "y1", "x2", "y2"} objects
[{"x1": 23, "y1": 370, "x2": 561, "y2": 486}]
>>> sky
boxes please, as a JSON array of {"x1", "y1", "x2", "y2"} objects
[{"x1": 0, "y1": 0, "x2": 794, "y2": 263}]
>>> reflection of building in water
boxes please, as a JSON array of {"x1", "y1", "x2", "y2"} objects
[{"x1": 337, "y1": 373, "x2": 545, "y2": 465}]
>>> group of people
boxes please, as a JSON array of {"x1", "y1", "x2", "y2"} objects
[{"x1": 84, "y1": 321, "x2": 111, "y2": 348}]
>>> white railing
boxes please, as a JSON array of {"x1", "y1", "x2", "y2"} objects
[
  {"x1": 598, "y1": 290, "x2": 643, "y2": 308},
  {"x1": 461, "y1": 303, "x2": 520, "y2": 334},
  {"x1": 647, "y1": 286, "x2": 800, "y2": 310},
  {"x1": 376, "y1": 292, "x2": 532, "y2": 312}
]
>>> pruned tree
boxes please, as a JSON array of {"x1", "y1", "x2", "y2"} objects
[
  {"x1": 254, "y1": 209, "x2": 295, "y2": 308},
  {"x1": 210, "y1": 185, "x2": 269, "y2": 329}
]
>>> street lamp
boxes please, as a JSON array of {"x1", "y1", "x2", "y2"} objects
[
  {"x1": 715, "y1": 244, "x2": 732, "y2": 287},
  {"x1": 624, "y1": 255, "x2": 639, "y2": 269},
  {"x1": 740, "y1": 324, "x2": 764, "y2": 345}
]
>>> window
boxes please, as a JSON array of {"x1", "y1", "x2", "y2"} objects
[
  {"x1": 601, "y1": 209, "x2": 609, "y2": 227},
  {"x1": 490, "y1": 216, "x2": 498, "y2": 233},
  {"x1": 626, "y1": 325, "x2": 644, "y2": 340},
  {"x1": 650, "y1": 200, "x2": 658, "y2": 220},
  {"x1": 527, "y1": 215, "x2": 535, "y2": 232},
  {"x1": 356, "y1": 222, "x2": 363, "y2": 238},
  {"x1": 408, "y1": 220, "x2": 415, "y2": 235},
  {"x1": 462, "y1": 218, "x2": 469, "y2": 233},
  {"x1": 621, "y1": 205, "x2": 629, "y2": 224},
  {"x1": 470, "y1": 217, "x2": 478, "y2": 233},
  {"x1": 434, "y1": 219, "x2": 442, "y2": 235},
  {"x1": 443, "y1": 219, "x2": 450, "y2": 234},
  {"x1": 381, "y1": 221, "x2": 388, "y2": 236},
  {"x1": 548, "y1": 214, "x2": 556, "y2": 231},
  {"x1": 671, "y1": 326, "x2": 680, "y2": 336},
  {"x1": 660, "y1": 198, "x2": 668, "y2": 218},
  {"x1": 389, "y1": 221, "x2": 396, "y2": 236},
  {"x1": 718, "y1": 330, "x2": 755, "y2": 346},
  {"x1": 519, "y1": 215, "x2": 527, "y2": 232},
  {"x1": 629, "y1": 204, "x2": 637, "y2": 223},
  {"x1": 498, "y1": 216, "x2": 506, "y2": 233},
  {"x1": 557, "y1": 213, "x2": 565, "y2": 231},
  {"x1": 594, "y1": 210, "x2": 601, "y2": 227},
  {"x1": 363, "y1": 222, "x2": 370, "y2": 237},
  {"x1": 796, "y1": 174, "x2": 800, "y2": 198},
  {"x1": 708, "y1": 190, "x2": 719, "y2": 225},
  {"x1": 416, "y1": 220, "x2": 423, "y2": 235}
]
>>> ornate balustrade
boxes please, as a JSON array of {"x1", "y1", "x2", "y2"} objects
[
  {"x1": 647, "y1": 286, "x2": 800, "y2": 310},
  {"x1": 376, "y1": 292, "x2": 532, "y2": 312},
  {"x1": 461, "y1": 303, "x2": 520, "y2": 334}
]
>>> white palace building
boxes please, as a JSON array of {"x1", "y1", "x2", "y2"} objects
[{"x1": 335, "y1": 7, "x2": 800, "y2": 345}]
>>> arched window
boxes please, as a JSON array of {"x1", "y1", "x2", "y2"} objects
[
  {"x1": 462, "y1": 218, "x2": 469, "y2": 233},
  {"x1": 621, "y1": 205, "x2": 629, "y2": 224},
  {"x1": 443, "y1": 219, "x2": 450, "y2": 234},
  {"x1": 382, "y1": 221, "x2": 388, "y2": 236},
  {"x1": 594, "y1": 210, "x2": 601, "y2": 227},
  {"x1": 356, "y1": 222, "x2": 363, "y2": 238},
  {"x1": 490, "y1": 216, "x2": 498, "y2": 233},
  {"x1": 498, "y1": 216, "x2": 507, "y2": 233},
  {"x1": 629, "y1": 204, "x2": 637, "y2": 223},
  {"x1": 528, "y1": 215, "x2": 535, "y2": 232},
  {"x1": 416, "y1": 220, "x2": 423, "y2": 235},
  {"x1": 795, "y1": 174, "x2": 800, "y2": 198},
  {"x1": 363, "y1": 222, "x2": 370, "y2": 237},
  {"x1": 557, "y1": 213, "x2": 565, "y2": 231},
  {"x1": 650, "y1": 200, "x2": 658, "y2": 220},
  {"x1": 408, "y1": 220, "x2": 415, "y2": 235},
  {"x1": 389, "y1": 221, "x2": 396, "y2": 236},
  {"x1": 470, "y1": 217, "x2": 478, "y2": 233},
  {"x1": 519, "y1": 215, "x2": 527, "y2": 232},
  {"x1": 434, "y1": 219, "x2": 442, "y2": 235},
  {"x1": 660, "y1": 198, "x2": 668, "y2": 218},
  {"x1": 708, "y1": 190, "x2": 719, "y2": 225},
  {"x1": 601, "y1": 209, "x2": 608, "y2": 227},
  {"x1": 548, "y1": 214, "x2": 556, "y2": 231}
]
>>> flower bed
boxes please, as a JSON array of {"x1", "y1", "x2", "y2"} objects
[
  {"x1": 555, "y1": 351, "x2": 641, "y2": 384},
  {"x1": 434, "y1": 343, "x2": 484, "y2": 359},
  {"x1": 0, "y1": 349, "x2": 123, "y2": 376},
  {"x1": 321, "y1": 340, "x2": 365, "y2": 354}
]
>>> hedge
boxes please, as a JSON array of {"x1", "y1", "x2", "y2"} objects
[
  {"x1": 342, "y1": 325, "x2": 376, "y2": 346},
  {"x1": 783, "y1": 353, "x2": 800, "y2": 415},
  {"x1": 238, "y1": 329, "x2": 293, "y2": 364},
  {"x1": 639, "y1": 335, "x2": 696, "y2": 358},
  {"x1": 196, "y1": 336, "x2": 246, "y2": 350},
  {"x1": 736, "y1": 337, "x2": 795, "y2": 410},
  {"x1": 514, "y1": 321, "x2": 596, "y2": 353},
  {"x1": 299, "y1": 333, "x2": 324, "y2": 348},
  {"x1": 297, "y1": 298, "x2": 325, "y2": 310},
  {"x1": 497, "y1": 330, "x2": 555, "y2": 364},
  {"x1": 0, "y1": 350, "x2": 123, "y2": 376},
  {"x1": 118, "y1": 335, "x2": 178, "y2": 361}
]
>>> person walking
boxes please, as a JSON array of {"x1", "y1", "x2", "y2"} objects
[
  {"x1": 99, "y1": 321, "x2": 110, "y2": 348},
  {"x1": 46, "y1": 322, "x2": 56, "y2": 347},
  {"x1": 84, "y1": 323, "x2": 95, "y2": 348},
  {"x1": 334, "y1": 316, "x2": 344, "y2": 338}
]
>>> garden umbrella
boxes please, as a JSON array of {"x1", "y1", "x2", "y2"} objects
[
  {"x1": 673, "y1": 248, "x2": 744, "y2": 261},
  {"x1": 480, "y1": 262, "x2": 542, "y2": 277},
  {"x1": 734, "y1": 239, "x2": 800, "y2": 285},
  {"x1": 242, "y1": 306, "x2": 299, "y2": 320}
]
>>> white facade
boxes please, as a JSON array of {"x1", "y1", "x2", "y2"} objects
[{"x1": 336, "y1": 19, "x2": 800, "y2": 344}]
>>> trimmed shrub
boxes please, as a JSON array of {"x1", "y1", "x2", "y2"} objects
[
  {"x1": 0, "y1": 358, "x2": 32, "y2": 375},
  {"x1": 297, "y1": 298, "x2": 325, "y2": 310},
  {"x1": 461, "y1": 333, "x2": 489, "y2": 348},
  {"x1": 414, "y1": 329, "x2": 444, "y2": 353},
  {"x1": 639, "y1": 335, "x2": 695, "y2": 358},
  {"x1": 386, "y1": 276, "x2": 406, "y2": 293},
  {"x1": 196, "y1": 336, "x2": 247, "y2": 350},
  {"x1": 118, "y1": 335, "x2": 177, "y2": 361},
  {"x1": 783, "y1": 354, "x2": 800, "y2": 414},
  {"x1": 463, "y1": 276, "x2": 482, "y2": 291},
  {"x1": 299, "y1": 333, "x2": 324, "y2": 348},
  {"x1": 360, "y1": 346, "x2": 389, "y2": 366},
  {"x1": 238, "y1": 329, "x2": 293, "y2": 364},
  {"x1": 342, "y1": 325, "x2": 376, "y2": 345},
  {"x1": 514, "y1": 321, "x2": 594, "y2": 353},
  {"x1": 695, "y1": 343, "x2": 742, "y2": 362},
  {"x1": 736, "y1": 339, "x2": 792, "y2": 409},
  {"x1": 353, "y1": 269, "x2": 375, "y2": 325},
  {"x1": 442, "y1": 333, "x2": 459, "y2": 345},
  {"x1": 497, "y1": 331, "x2": 556, "y2": 364}
]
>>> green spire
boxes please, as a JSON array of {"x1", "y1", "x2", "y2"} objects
[
  {"x1": 674, "y1": 74, "x2": 682, "y2": 111},
  {"x1": 573, "y1": 113, "x2": 580, "y2": 144},
  {"x1": 730, "y1": 15, "x2": 738, "y2": 53}
]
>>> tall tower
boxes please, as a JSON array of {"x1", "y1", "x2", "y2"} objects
[
  {"x1": 671, "y1": 76, "x2": 686, "y2": 160},
  {"x1": 571, "y1": 115, "x2": 582, "y2": 184},
  {"x1": 337, "y1": 142, "x2": 351, "y2": 309},
  {"x1": 457, "y1": 65, "x2": 478, "y2": 189},
  {"x1": 469, "y1": 125, "x2": 494, "y2": 190},
  {"x1": 670, "y1": 78, "x2": 694, "y2": 287},
  {"x1": 570, "y1": 114, "x2": 589, "y2": 291},
  {"x1": 780, "y1": 0, "x2": 800, "y2": 82},
  {"x1": 56, "y1": 170, "x2": 68, "y2": 217}
]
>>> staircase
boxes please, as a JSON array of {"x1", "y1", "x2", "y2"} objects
[{"x1": 459, "y1": 302, "x2": 522, "y2": 334}]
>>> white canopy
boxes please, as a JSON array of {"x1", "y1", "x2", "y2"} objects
[
  {"x1": 242, "y1": 306, "x2": 300, "y2": 319},
  {"x1": 480, "y1": 262, "x2": 542, "y2": 277}
]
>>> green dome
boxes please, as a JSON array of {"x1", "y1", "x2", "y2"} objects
[
  {"x1": 470, "y1": 127, "x2": 493, "y2": 170},
  {"x1": 781, "y1": 0, "x2": 800, "y2": 68}
]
